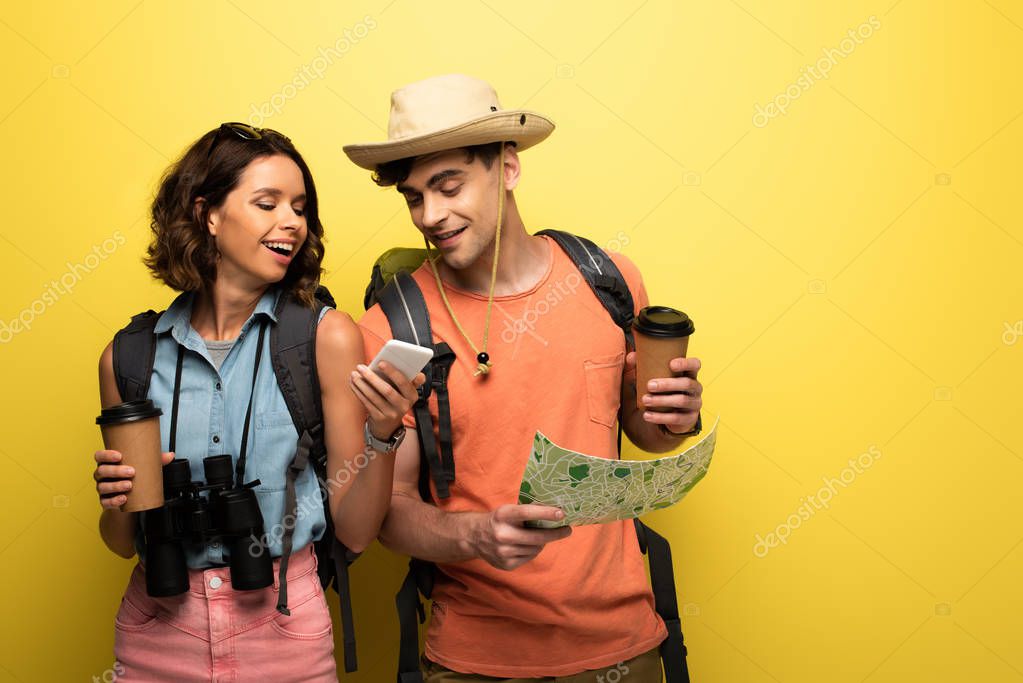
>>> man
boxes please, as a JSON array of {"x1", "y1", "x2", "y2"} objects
[{"x1": 345, "y1": 74, "x2": 703, "y2": 681}]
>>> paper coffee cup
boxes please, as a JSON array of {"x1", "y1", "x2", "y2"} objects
[
  {"x1": 96, "y1": 400, "x2": 164, "y2": 512},
  {"x1": 633, "y1": 306, "x2": 695, "y2": 413}
]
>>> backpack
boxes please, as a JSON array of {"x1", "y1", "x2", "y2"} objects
[
  {"x1": 111, "y1": 284, "x2": 361, "y2": 674},
  {"x1": 365, "y1": 230, "x2": 692, "y2": 683}
]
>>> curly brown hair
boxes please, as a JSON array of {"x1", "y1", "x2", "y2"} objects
[{"x1": 145, "y1": 126, "x2": 325, "y2": 307}]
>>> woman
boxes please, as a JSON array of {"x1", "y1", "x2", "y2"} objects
[{"x1": 92, "y1": 123, "x2": 420, "y2": 681}]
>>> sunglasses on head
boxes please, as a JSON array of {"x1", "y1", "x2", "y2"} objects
[{"x1": 205, "y1": 122, "x2": 291, "y2": 161}]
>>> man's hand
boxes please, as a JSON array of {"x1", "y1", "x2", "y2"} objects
[
  {"x1": 467, "y1": 504, "x2": 573, "y2": 571},
  {"x1": 627, "y1": 353, "x2": 703, "y2": 435}
]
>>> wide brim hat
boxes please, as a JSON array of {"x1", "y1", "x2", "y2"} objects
[{"x1": 343, "y1": 74, "x2": 555, "y2": 170}]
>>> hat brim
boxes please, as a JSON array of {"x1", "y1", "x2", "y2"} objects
[{"x1": 342, "y1": 110, "x2": 555, "y2": 170}]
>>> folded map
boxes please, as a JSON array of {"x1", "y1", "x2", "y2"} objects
[{"x1": 519, "y1": 419, "x2": 717, "y2": 528}]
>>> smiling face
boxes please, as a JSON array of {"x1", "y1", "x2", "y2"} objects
[
  {"x1": 396, "y1": 146, "x2": 518, "y2": 271},
  {"x1": 204, "y1": 154, "x2": 308, "y2": 288}
]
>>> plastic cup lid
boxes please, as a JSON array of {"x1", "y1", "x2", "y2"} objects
[
  {"x1": 96, "y1": 399, "x2": 163, "y2": 425},
  {"x1": 633, "y1": 306, "x2": 695, "y2": 338}
]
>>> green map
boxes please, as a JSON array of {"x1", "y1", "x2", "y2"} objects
[{"x1": 519, "y1": 419, "x2": 717, "y2": 528}]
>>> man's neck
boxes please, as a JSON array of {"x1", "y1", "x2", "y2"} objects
[
  {"x1": 190, "y1": 277, "x2": 268, "y2": 341},
  {"x1": 439, "y1": 200, "x2": 550, "y2": 296}
]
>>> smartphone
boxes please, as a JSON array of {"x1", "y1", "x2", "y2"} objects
[{"x1": 369, "y1": 339, "x2": 434, "y2": 385}]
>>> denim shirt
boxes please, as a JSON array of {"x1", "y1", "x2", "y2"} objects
[{"x1": 135, "y1": 287, "x2": 328, "y2": 568}]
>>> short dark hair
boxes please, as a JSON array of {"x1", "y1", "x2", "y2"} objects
[
  {"x1": 372, "y1": 141, "x2": 516, "y2": 187},
  {"x1": 145, "y1": 126, "x2": 325, "y2": 307}
]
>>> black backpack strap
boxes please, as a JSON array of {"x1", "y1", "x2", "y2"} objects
[
  {"x1": 333, "y1": 540, "x2": 359, "y2": 674},
  {"x1": 270, "y1": 289, "x2": 326, "y2": 463},
  {"x1": 270, "y1": 286, "x2": 359, "y2": 672},
  {"x1": 377, "y1": 272, "x2": 434, "y2": 364},
  {"x1": 269, "y1": 289, "x2": 324, "y2": 613},
  {"x1": 371, "y1": 274, "x2": 456, "y2": 678},
  {"x1": 536, "y1": 229, "x2": 636, "y2": 348},
  {"x1": 112, "y1": 310, "x2": 161, "y2": 402},
  {"x1": 393, "y1": 349, "x2": 455, "y2": 680},
  {"x1": 634, "y1": 519, "x2": 690, "y2": 682},
  {"x1": 429, "y1": 343, "x2": 456, "y2": 489},
  {"x1": 314, "y1": 482, "x2": 359, "y2": 674},
  {"x1": 396, "y1": 558, "x2": 436, "y2": 683},
  {"x1": 276, "y1": 429, "x2": 312, "y2": 615},
  {"x1": 394, "y1": 393, "x2": 449, "y2": 682},
  {"x1": 378, "y1": 273, "x2": 456, "y2": 500}
]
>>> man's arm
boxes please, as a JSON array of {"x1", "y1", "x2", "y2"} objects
[
  {"x1": 606, "y1": 251, "x2": 702, "y2": 452},
  {"x1": 378, "y1": 431, "x2": 572, "y2": 570}
]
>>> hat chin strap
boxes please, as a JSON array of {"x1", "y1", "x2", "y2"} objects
[{"x1": 425, "y1": 143, "x2": 506, "y2": 377}]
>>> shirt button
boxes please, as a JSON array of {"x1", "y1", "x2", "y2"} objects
[
  {"x1": 212, "y1": 435, "x2": 220, "y2": 444},
  {"x1": 209, "y1": 576, "x2": 223, "y2": 590},
  {"x1": 215, "y1": 382, "x2": 222, "y2": 391}
]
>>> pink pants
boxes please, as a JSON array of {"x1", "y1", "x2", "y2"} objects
[{"x1": 113, "y1": 544, "x2": 337, "y2": 682}]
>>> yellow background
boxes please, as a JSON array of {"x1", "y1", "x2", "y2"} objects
[{"x1": 1, "y1": 1, "x2": 1021, "y2": 681}]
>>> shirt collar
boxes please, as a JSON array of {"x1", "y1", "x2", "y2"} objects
[{"x1": 153, "y1": 287, "x2": 281, "y2": 344}]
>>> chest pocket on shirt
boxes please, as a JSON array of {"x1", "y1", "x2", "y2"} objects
[
  {"x1": 583, "y1": 352, "x2": 625, "y2": 428},
  {"x1": 256, "y1": 410, "x2": 294, "y2": 429},
  {"x1": 251, "y1": 409, "x2": 298, "y2": 490}
]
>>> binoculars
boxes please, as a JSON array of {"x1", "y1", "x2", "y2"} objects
[{"x1": 142, "y1": 454, "x2": 272, "y2": 597}]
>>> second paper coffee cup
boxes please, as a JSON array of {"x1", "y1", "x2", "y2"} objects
[
  {"x1": 633, "y1": 306, "x2": 695, "y2": 413},
  {"x1": 96, "y1": 400, "x2": 164, "y2": 512}
]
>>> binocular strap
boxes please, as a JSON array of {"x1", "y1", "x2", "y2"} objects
[{"x1": 167, "y1": 320, "x2": 268, "y2": 484}]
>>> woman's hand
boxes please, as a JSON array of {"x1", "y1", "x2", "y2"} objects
[
  {"x1": 348, "y1": 361, "x2": 425, "y2": 441},
  {"x1": 94, "y1": 449, "x2": 175, "y2": 510}
]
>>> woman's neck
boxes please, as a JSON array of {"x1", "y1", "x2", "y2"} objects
[{"x1": 190, "y1": 280, "x2": 269, "y2": 341}]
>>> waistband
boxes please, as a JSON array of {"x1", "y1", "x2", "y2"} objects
[{"x1": 138, "y1": 543, "x2": 318, "y2": 599}]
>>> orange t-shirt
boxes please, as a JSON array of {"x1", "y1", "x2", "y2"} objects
[{"x1": 359, "y1": 235, "x2": 667, "y2": 677}]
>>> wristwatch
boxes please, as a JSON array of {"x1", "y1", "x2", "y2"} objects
[
  {"x1": 660, "y1": 412, "x2": 702, "y2": 438},
  {"x1": 364, "y1": 421, "x2": 406, "y2": 453}
]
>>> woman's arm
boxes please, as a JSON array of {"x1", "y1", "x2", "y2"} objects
[
  {"x1": 316, "y1": 309, "x2": 421, "y2": 553},
  {"x1": 95, "y1": 342, "x2": 141, "y2": 558}
]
